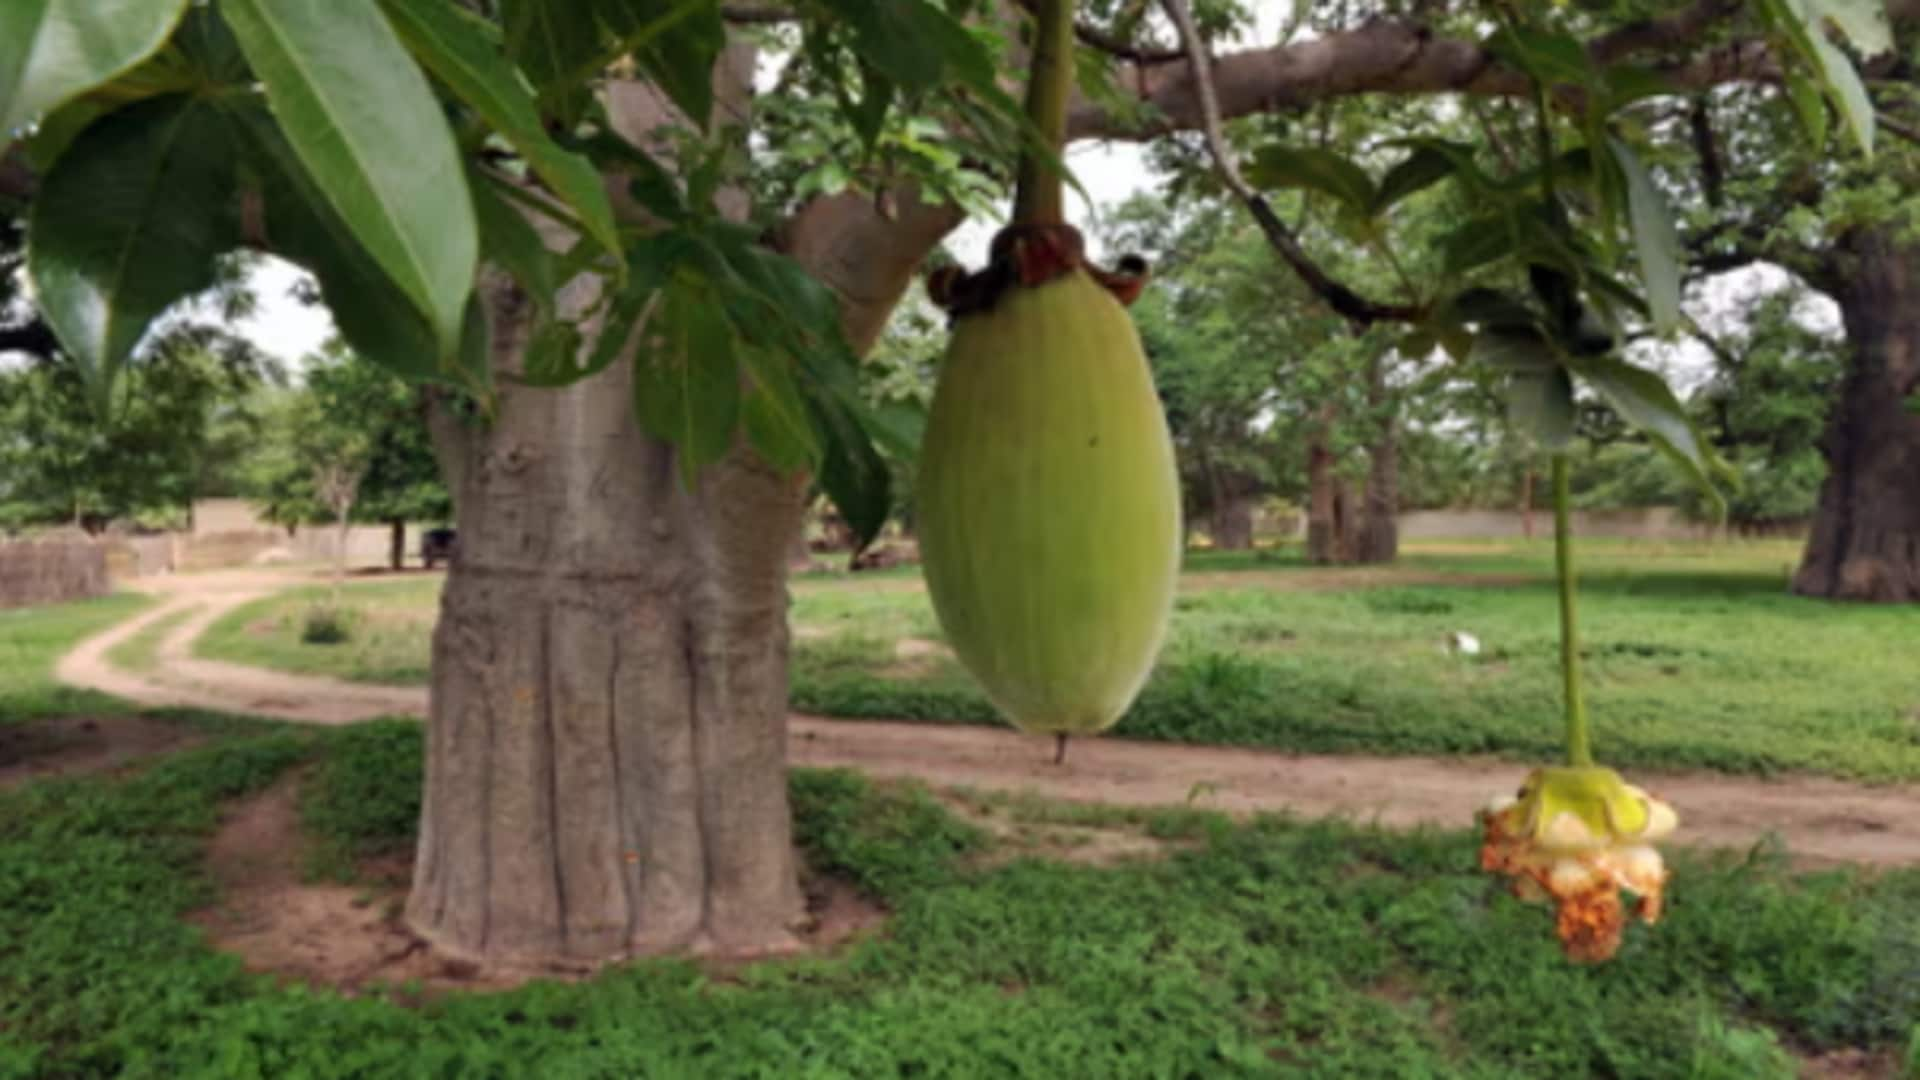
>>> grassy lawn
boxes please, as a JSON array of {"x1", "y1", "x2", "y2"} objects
[
  {"x1": 195, "y1": 540, "x2": 1920, "y2": 781},
  {"x1": 0, "y1": 593, "x2": 151, "y2": 722},
  {"x1": 2, "y1": 715, "x2": 1918, "y2": 1076},
  {"x1": 5, "y1": 585, "x2": 1920, "y2": 1076},
  {"x1": 196, "y1": 576, "x2": 443, "y2": 686}
]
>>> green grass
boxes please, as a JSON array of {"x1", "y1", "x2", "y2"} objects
[
  {"x1": 0, "y1": 593, "x2": 151, "y2": 722},
  {"x1": 103, "y1": 604, "x2": 200, "y2": 673},
  {"x1": 3, "y1": 718, "x2": 1918, "y2": 1077},
  {"x1": 195, "y1": 577, "x2": 443, "y2": 686},
  {"x1": 188, "y1": 540, "x2": 1920, "y2": 781}
]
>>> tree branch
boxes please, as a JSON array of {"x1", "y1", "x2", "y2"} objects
[
  {"x1": 1068, "y1": 9, "x2": 1784, "y2": 142},
  {"x1": 1157, "y1": 0, "x2": 1419, "y2": 327}
]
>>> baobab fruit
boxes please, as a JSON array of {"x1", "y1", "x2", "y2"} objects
[{"x1": 918, "y1": 235, "x2": 1180, "y2": 739}]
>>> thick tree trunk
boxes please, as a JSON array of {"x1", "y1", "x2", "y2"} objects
[
  {"x1": 1519, "y1": 467, "x2": 1536, "y2": 540},
  {"x1": 405, "y1": 51, "x2": 963, "y2": 966},
  {"x1": 1792, "y1": 229, "x2": 1920, "y2": 602},
  {"x1": 1354, "y1": 377, "x2": 1398, "y2": 565},
  {"x1": 389, "y1": 519, "x2": 406, "y2": 571},
  {"x1": 1203, "y1": 459, "x2": 1256, "y2": 550},
  {"x1": 411, "y1": 276, "x2": 810, "y2": 965},
  {"x1": 1306, "y1": 430, "x2": 1338, "y2": 563}
]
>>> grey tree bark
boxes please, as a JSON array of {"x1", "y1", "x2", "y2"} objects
[
  {"x1": 405, "y1": 49, "x2": 966, "y2": 966},
  {"x1": 1353, "y1": 358, "x2": 1398, "y2": 565},
  {"x1": 1792, "y1": 228, "x2": 1920, "y2": 603}
]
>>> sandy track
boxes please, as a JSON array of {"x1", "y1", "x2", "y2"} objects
[{"x1": 54, "y1": 568, "x2": 1920, "y2": 866}]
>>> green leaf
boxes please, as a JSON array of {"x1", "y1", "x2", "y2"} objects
[
  {"x1": 1762, "y1": 0, "x2": 1874, "y2": 157},
  {"x1": 813, "y1": 0, "x2": 994, "y2": 94},
  {"x1": 806, "y1": 385, "x2": 892, "y2": 551},
  {"x1": 237, "y1": 104, "x2": 443, "y2": 384},
  {"x1": 1784, "y1": 70, "x2": 1830, "y2": 150},
  {"x1": 1810, "y1": 33, "x2": 1874, "y2": 157},
  {"x1": 1607, "y1": 137, "x2": 1683, "y2": 334},
  {"x1": 1441, "y1": 216, "x2": 1517, "y2": 277},
  {"x1": 1371, "y1": 145, "x2": 1458, "y2": 214},
  {"x1": 378, "y1": 0, "x2": 621, "y2": 260},
  {"x1": 499, "y1": 0, "x2": 598, "y2": 114},
  {"x1": 1507, "y1": 367, "x2": 1576, "y2": 451},
  {"x1": 1567, "y1": 353, "x2": 1728, "y2": 496},
  {"x1": 595, "y1": 0, "x2": 726, "y2": 128},
  {"x1": 633, "y1": 283, "x2": 742, "y2": 486},
  {"x1": 1246, "y1": 145, "x2": 1376, "y2": 214},
  {"x1": 739, "y1": 346, "x2": 819, "y2": 471},
  {"x1": 1599, "y1": 65, "x2": 1674, "y2": 113},
  {"x1": 847, "y1": 60, "x2": 895, "y2": 148},
  {"x1": 470, "y1": 171, "x2": 558, "y2": 305},
  {"x1": 27, "y1": 96, "x2": 237, "y2": 395},
  {"x1": 0, "y1": 0, "x2": 190, "y2": 136},
  {"x1": 223, "y1": 0, "x2": 478, "y2": 357},
  {"x1": 1470, "y1": 327, "x2": 1558, "y2": 373},
  {"x1": 1486, "y1": 25, "x2": 1595, "y2": 88},
  {"x1": 1815, "y1": 0, "x2": 1893, "y2": 57}
]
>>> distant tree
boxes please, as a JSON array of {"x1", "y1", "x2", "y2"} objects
[
  {"x1": 0, "y1": 328, "x2": 274, "y2": 533},
  {"x1": 241, "y1": 341, "x2": 450, "y2": 569}
]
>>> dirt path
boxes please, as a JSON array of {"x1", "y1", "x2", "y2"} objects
[{"x1": 55, "y1": 568, "x2": 1920, "y2": 867}]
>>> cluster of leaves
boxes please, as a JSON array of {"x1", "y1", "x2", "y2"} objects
[
  {"x1": 300, "y1": 718, "x2": 426, "y2": 880},
  {"x1": 3, "y1": 715, "x2": 1918, "y2": 1075},
  {"x1": 237, "y1": 341, "x2": 450, "y2": 533},
  {"x1": 0, "y1": 326, "x2": 277, "y2": 534},
  {"x1": 1238, "y1": 3, "x2": 1888, "y2": 508},
  {"x1": 7, "y1": 0, "x2": 1020, "y2": 547}
]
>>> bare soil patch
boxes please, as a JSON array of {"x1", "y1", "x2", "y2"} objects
[
  {"x1": 186, "y1": 772, "x2": 891, "y2": 996},
  {"x1": 0, "y1": 715, "x2": 205, "y2": 791},
  {"x1": 932, "y1": 789, "x2": 1185, "y2": 869},
  {"x1": 57, "y1": 570, "x2": 1920, "y2": 871}
]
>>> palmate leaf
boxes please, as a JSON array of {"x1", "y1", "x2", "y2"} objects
[
  {"x1": 378, "y1": 0, "x2": 621, "y2": 260},
  {"x1": 1507, "y1": 367, "x2": 1576, "y2": 451},
  {"x1": 1246, "y1": 145, "x2": 1377, "y2": 214},
  {"x1": 594, "y1": 0, "x2": 727, "y2": 128},
  {"x1": 631, "y1": 279, "x2": 741, "y2": 487},
  {"x1": 237, "y1": 103, "x2": 476, "y2": 390},
  {"x1": 0, "y1": 0, "x2": 190, "y2": 136},
  {"x1": 1760, "y1": 0, "x2": 1875, "y2": 157},
  {"x1": 808, "y1": 0, "x2": 994, "y2": 95},
  {"x1": 739, "y1": 345, "x2": 819, "y2": 472},
  {"x1": 27, "y1": 95, "x2": 238, "y2": 399},
  {"x1": 223, "y1": 0, "x2": 478, "y2": 359},
  {"x1": 1566, "y1": 353, "x2": 1731, "y2": 500},
  {"x1": 1606, "y1": 137, "x2": 1682, "y2": 334}
]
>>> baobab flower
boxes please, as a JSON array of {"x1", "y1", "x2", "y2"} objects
[{"x1": 1479, "y1": 766, "x2": 1679, "y2": 963}]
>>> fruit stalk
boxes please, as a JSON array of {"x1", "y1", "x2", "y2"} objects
[
  {"x1": 1010, "y1": 0, "x2": 1075, "y2": 227},
  {"x1": 1552, "y1": 452, "x2": 1592, "y2": 767}
]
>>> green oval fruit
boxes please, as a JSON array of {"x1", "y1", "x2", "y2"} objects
[{"x1": 917, "y1": 269, "x2": 1181, "y2": 735}]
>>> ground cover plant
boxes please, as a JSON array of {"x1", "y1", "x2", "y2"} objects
[
  {"x1": 2, "y1": 692, "x2": 1918, "y2": 1078},
  {"x1": 0, "y1": 593, "x2": 149, "y2": 721},
  {"x1": 194, "y1": 540, "x2": 1920, "y2": 780},
  {"x1": 195, "y1": 577, "x2": 443, "y2": 686}
]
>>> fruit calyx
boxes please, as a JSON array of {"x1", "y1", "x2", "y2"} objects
[{"x1": 926, "y1": 223, "x2": 1150, "y2": 320}]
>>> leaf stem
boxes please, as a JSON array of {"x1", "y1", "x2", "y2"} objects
[
  {"x1": 1552, "y1": 452, "x2": 1591, "y2": 767},
  {"x1": 1011, "y1": 0, "x2": 1075, "y2": 226}
]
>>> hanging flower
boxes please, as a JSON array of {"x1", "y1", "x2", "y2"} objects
[{"x1": 1479, "y1": 765, "x2": 1679, "y2": 963}]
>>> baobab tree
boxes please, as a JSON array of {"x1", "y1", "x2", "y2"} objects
[{"x1": 3, "y1": 0, "x2": 1901, "y2": 968}]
